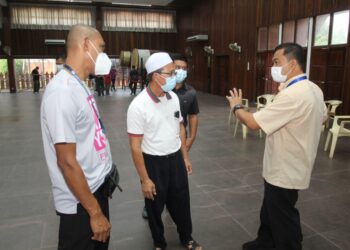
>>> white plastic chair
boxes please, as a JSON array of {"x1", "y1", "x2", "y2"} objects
[
  {"x1": 324, "y1": 115, "x2": 350, "y2": 159},
  {"x1": 228, "y1": 98, "x2": 249, "y2": 139},
  {"x1": 257, "y1": 94, "x2": 275, "y2": 110},
  {"x1": 324, "y1": 100, "x2": 342, "y2": 129},
  {"x1": 257, "y1": 94, "x2": 275, "y2": 137}
]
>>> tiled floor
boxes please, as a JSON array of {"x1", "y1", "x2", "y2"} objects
[{"x1": 0, "y1": 90, "x2": 349, "y2": 250}]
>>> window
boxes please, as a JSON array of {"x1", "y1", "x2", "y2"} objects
[
  {"x1": 103, "y1": 8, "x2": 176, "y2": 32},
  {"x1": 258, "y1": 27, "x2": 268, "y2": 51},
  {"x1": 11, "y1": 5, "x2": 94, "y2": 29},
  {"x1": 331, "y1": 10, "x2": 350, "y2": 45},
  {"x1": 314, "y1": 14, "x2": 330, "y2": 46},
  {"x1": 0, "y1": 8, "x2": 2, "y2": 28},
  {"x1": 283, "y1": 20, "x2": 295, "y2": 43},
  {"x1": 296, "y1": 18, "x2": 309, "y2": 47},
  {"x1": 14, "y1": 58, "x2": 56, "y2": 90},
  {"x1": 268, "y1": 24, "x2": 280, "y2": 50},
  {"x1": 0, "y1": 59, "x2": 8, "y2": 90}
]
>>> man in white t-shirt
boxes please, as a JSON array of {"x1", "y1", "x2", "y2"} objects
[
  {"x1": 41, "y1": 25, "x2": 114, "y2": 250},
  {"x1": 127, "y1": 52, "x2": 201, "y2": 250},
  {"x1": 226, "y1": 43, "x2": 328, "y2": 250}
]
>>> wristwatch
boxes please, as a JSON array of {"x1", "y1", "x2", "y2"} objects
[{"x1": 233, "y1": 104, "x2": 244, "y2": 114}]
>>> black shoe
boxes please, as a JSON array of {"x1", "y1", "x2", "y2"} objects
[
  {"x1": 142, "y1": 206, "x2": 148, "y2": 219},
  {"x1": 242, "y1": 239, "x2": 275, "y2": 250}
]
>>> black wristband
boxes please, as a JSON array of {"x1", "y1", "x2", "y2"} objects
[{"x1": 233, "y1": 104, "x2": 244, "y2": 114}]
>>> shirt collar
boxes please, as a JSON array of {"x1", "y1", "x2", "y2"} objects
[
  {"x1": 146, "y1": 85, "x2": 172, "y2": 103},
  {"x1": 279, "y1": 74, "x2": 307, "y2": 91},
  {"x1": 179, "y1": 82, "x2": 187, "y2": 90}
]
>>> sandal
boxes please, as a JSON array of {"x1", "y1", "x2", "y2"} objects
[{"x1": 183, "y1": 240, "x2": 202, "y2": 250}]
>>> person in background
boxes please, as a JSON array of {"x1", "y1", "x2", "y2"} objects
[
  {"x1": 104, "y1": 73, "x2": 111, "y2": 96},
  {"x1": 127, "y1": 52, "x2": 202, "y2": 250},
  {"x1": 226, "y1": 43, "x2": 328, "y2": 250},
  {"x1": 56, "y1": 54, "x2": 66, "y2": 73},
  {"x1": 110, "y1": 66, "x2": 117, "y2": 92},
  {"x1": 172, "y1": 54, "x2": 199, "y2": 152},
  {"x1": 31, "y1": 66, "x2": 40, "y2": 93},
  {"x1": 129, "y1": 65, "x2": 138, "y2": 95},
  {"x1": 96, "y1": 75, "x2": 105, "y2": 96},
  {"x1": 140, "y1": 67, "x2": 147, "y2": 91},
  {"x1": 40, "y1": 24, "x2": 114, "y2": 250}
]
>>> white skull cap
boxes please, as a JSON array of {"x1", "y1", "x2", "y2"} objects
[{"x1": 145, "y1": 52, "x2": 173, "y2": 74}]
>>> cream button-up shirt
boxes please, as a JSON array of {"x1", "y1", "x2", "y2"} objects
[{"x1": 254, "y1": 74, "x2": 328, "y2": 190}]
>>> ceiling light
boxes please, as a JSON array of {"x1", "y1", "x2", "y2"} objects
[
  {"x1": 112, "y1": 2, "x2": 152, "y2": 7},
  {"x1": 48, "y1": 0, "x2": 92, "y2": 3}
]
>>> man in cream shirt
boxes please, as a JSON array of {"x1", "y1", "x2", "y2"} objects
[{"x1": 226, "y1": 43, "x2": 327, "y2": 250}]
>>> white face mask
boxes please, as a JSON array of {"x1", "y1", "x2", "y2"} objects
[
  {"x1": 271, "y1": 66, "x2": 287, "y2": 83},
  {"x1": 271, "y1": 63, "x2": 293, "y2": 83},
  {"x1": 87, "y1": 40, "x2": 112, "y2": 75}
]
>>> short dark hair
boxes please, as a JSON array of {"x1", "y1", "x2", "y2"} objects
[
  {"x1": 170, "y1": 53, "x2": 188, "y2": 63},
  {"x1": 274, "y1": 43, "x2": 305, "y2": 72},
  {"x1": 56, "y1": 54, "x2": 66, "y2": 60}
]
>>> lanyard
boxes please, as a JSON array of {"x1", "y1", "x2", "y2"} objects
[
  {"x1": 63, "y1": 64, "x2": 106, "y2": 133},
  {"x1": 286, "y1": 75, "x2": 307, "y2": 88}
]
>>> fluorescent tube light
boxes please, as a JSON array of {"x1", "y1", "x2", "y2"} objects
[{"x1": 112, "y1": 2, "x2": 152, "y2": 7}]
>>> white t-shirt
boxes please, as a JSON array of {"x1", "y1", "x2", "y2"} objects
[
  {"x1": 127, "y1": 88, "x2": 183, "y2": 156},
  {"x1": 41, "y1": 69, "x2": 112, "y2": 214},
  {"x1": 254, "y1": 75, "x2": 328, "y2": 190}
]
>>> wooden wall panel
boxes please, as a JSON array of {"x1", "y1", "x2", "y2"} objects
[
  {"x1": 257, "y1": 0, "x2": 350, "y2": 26},
  {"x1": 10, "y1": 29, "x2": 176, "y2": 57},
  {"x1": 283, "y1": 0, "x2": 314, "y2": 20},
  {"x1": 256, "y1": 0, "x2": 270, "y2": 27},
  {"x1": 176, "y1": 0, "x2": 257, "y2": 101},
  {"x1": 256, "y1": 0, "x2": 350, "y2": 114},
  {"x1": 102, "y1": 31, "x2": 176, "y2": 56},
  {"x1": 268, "y1": 0, "x2": 284, "y2": 24},
  {"x1": 11, "y1": 29, "x2": 68, "y2": 57},
  {"x1": 341, "y1": 15, "x2": 350, "y2": 114}
]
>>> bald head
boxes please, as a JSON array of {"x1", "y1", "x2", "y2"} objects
[
  {"x1": 67, "y1": 25, "x2": 101, "y2": 50},
  {"x1": 65, "y1": 25, "x2": 107, "y2": 79}
]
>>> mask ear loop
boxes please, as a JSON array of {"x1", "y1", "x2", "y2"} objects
[
  {"x1": 86, "y1": 40, "x2": 100, "y2": 64},
  {"x1": 154, "y1": 73, "x2": 165, "y2": 89},
  {"x1": 88, "y1": 39, "x2": 100, "y2": 54}
]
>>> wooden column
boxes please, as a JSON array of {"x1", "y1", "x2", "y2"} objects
[
  {"x1": 341, "y1": 15, "x2": 350, "y2": 114},
  {"x1": 2, "y1": 6, "x2": 15, "y2": 93}
]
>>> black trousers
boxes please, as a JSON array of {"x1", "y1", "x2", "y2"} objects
[
  {"x1": 257, "y1": 180, "x2": 302, "y2": 250},
  {"x1": 111, "y1": 79, "x2": 116, "y2": 91},
  {"x1": 143, "y1": 150, "x2": 193, "y2": 248},
  {"x1": 129, "y1": 81, "x2": 137, "y2": 95},
  {"x1": 57, "y1": 183, "x2": 110, "y2": 250},
  {"x1": 33, "y1": 80, "x2": 40, "y2": 93}
]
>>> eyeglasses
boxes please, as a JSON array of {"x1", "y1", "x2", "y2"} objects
[{"x1": 159, "y1": 71, "x2": 177, "y2": 77}]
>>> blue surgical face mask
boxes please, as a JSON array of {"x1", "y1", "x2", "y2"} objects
[
  {"x1": 175, "y1": 69, "x2": 187, "y2": 83},
  {"x1": 158, "y1": 74, "x2": 176, "y2": 92}
]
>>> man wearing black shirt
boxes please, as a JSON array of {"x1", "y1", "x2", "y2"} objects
[
  {"x1": 31, "y1": 66, "x2": 40, "y2": 93},
  {"x1": 129, "y1": 65, "x2": 138, "y2": 95},
  {"x1": 172, "y1": 54, "x2": 199, "y2": 151}
]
